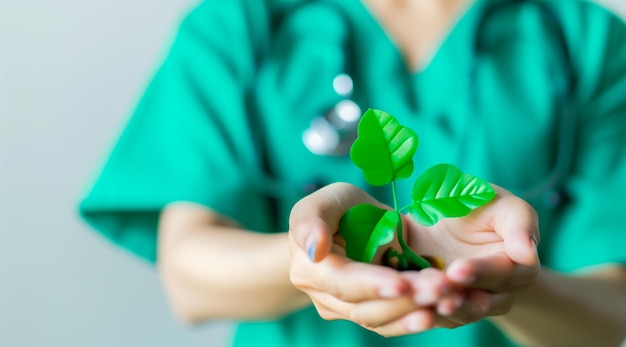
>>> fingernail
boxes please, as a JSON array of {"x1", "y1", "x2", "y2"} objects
[
  {"x1": 451, "y1": 267, "x2": 475, "y2": 285},
  {"x1": 379, "y1": 283, "x2": 405, "y2": 299},
  {"x1": 405, "y1": 312, "x2": 424, "y2": 332},
  {"x1": 437, "y1": 301, "x2": 454, "y2": 316},
  {"x1": 306, "y1": 235, "x2": 317, "y2": 262},
  {"x1": 406, "y1": 317, "x2": 420, "y2": 332},
  {"x1": 414, "y1": 289, "x2": 436, "y2": 305}
]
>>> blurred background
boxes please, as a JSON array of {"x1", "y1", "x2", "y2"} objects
[
  {"x1": 1, "y1": 1, "x2": 625, "y2": 347},
  {"x1": 1, "y1": 1, "x2": 231, "y2": 346}
]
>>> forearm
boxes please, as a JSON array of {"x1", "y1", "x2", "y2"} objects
[
  {"x1": 491, "y1": 265, "x2": 626, "y2": 347},
  {"x1": 158, "y1": 202, "x2": 311, "y2": 323}
]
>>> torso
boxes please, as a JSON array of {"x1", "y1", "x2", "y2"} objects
[{"x1": 234, "y1": 0, "x2": 626, "y2": 345}]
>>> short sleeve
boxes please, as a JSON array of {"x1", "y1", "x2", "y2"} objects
[
  {"x1": 78, "y1": 1, "x2": 273, "y2": 262},
  {"x1": 548, "y1": 2, "x2": 626, "y2": 271}
]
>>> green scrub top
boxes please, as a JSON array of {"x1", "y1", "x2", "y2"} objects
[{"x1": 79, "y1": 0, "x2": 626, "y2": 346}]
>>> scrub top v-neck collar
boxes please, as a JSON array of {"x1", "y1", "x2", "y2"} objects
[{"x1": 332, "y1": 0, "x2": 488, "y2": 114}]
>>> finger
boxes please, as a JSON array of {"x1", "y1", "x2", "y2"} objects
[
  {"x1": 308, "y1": 292, "x2": 352, "y2": 321},
  {"x1": 289, "y1": 182, "x2": 380, "y2": 262},
  {"x1": 291, "y1": 252, "x2": 411, "y2": 302},
  {"x1": 446, "y1": 253, "x2": 516, "y2": 291},
  {"x1": 467, "y1": 289, "x2": 514, "y2": 317},
  {"x1": 487, "y1": 186, "x2": 540, "y2": 266},
  {"x1": 440, "y1": 290, "x2": 492, "y2": 326},
  {"x1": 290, "y1": 219, "x2": 333, "y2": 264},
  {"x1": 402, "y1": 268, "x2": 455, "y2": 306},
  {"x1": 404, "y1": 269, "x2": 465, "y2": 317},
  {"x1": 436, "y1": 291, "x2": 465, "y2": 317},
  {"x1": 319, "y1": 255, "x2": 411, "y2": 302},
  {"x1": 373, "y1": 309, "x2": 436, "y2": 337},
  {"x1": 349, "y1": 296, "x2": 420, "y2": 329},
  {"x1": 434, "y1": 315, "x2": 464, "y2": 329}
]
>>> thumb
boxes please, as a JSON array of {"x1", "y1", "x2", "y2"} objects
[
  {"x1": 489, "y1": 186, "x2": 540, "y2": 266},
  {"x1": 288, "y1": 182, "x2": 380, "y2": 262}
]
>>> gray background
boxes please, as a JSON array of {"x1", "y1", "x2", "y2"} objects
[
  {"x1": 1, "y1": 1, "x2": 625, "y2": 347},
  {"x1": 1, "y1": 1, "x2": 231, "y2": 346}
]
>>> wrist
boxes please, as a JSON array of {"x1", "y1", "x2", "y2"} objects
[{"x1": 490, "y1": 266, "x2": 626, "y2": 347}]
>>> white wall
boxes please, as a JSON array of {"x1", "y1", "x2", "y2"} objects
[
  {"x1": 1, "y1": 1, "x2": 232, "y2": 346},
  {"x1": 1, "y1": 1, "x2": 625, "y2": 347},
  {"x1": 598, "y1": 0, "x2": 626, "y2": 20}
]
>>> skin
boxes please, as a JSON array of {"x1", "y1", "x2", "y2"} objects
[
  {"x1": 157, "y1": 0, "x2": 626, "y2": 345},
  {"x1": 159, "y1": 182, "x2": 626, "y2": 345},
  {"x1": 490, "y1": 265, "x2": 626, "y2": 347},
  {"x1": 362, "y1": 0, "x2": 472, "y2": 72},
  {"x1": 288, "y1": 183, "x2": 626, "y2": 345},
  {"x1": 288, "y1": 182, "x2": 540, "y2": 335},
  {"x1": 158, "y1": 202, "x2": 310, "y2": 321}
]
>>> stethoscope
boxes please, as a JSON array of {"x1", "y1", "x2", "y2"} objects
[
  {"x1": 302, "y1": 73, "x2": 362, "y2": 156},
  {"x1": 300, "y1": 0, "x2": 575, "y2": 209}
]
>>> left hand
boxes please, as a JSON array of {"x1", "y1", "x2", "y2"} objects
[
  {"x1": 402, "y1": 184, "x2": 541, "y2": 328},
  {"x1": 288, "y1": 183, "x2": 458, "y2": 336}
]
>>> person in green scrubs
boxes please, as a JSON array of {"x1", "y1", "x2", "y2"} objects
[{"x1": 79, "y1": 0, "x2": 626, "y2": 346}]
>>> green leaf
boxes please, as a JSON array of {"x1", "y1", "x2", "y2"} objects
[
  {"x1": 350, "y1": 109, "x2": 418, "y2": 186},
  {"x1": 338, "y1": 204, "x2": 400, "y2": 263},
  {"x1": 409, "y1": 163, "x2": 496, "y2": 226}
]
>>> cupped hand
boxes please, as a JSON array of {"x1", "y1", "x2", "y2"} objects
[
  {"x1": 403, "y1": 184, "x2": 541, "y2": 327},
  {"x1": 288, "y1": 183, "x2": 458, "y2": 336}
]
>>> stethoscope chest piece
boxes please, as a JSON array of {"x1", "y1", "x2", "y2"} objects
[{"x1": 302, "y1": 74, "x2": 361, "y2": 156}]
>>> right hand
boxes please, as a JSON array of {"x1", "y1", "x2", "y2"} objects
[{"x1": 288, "y1": 183, "x2": 459, "y2": 336}]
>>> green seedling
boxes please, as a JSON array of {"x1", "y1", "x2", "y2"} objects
[{"x1": 338, "y1": 109, "x2": 496, "y2": 270}]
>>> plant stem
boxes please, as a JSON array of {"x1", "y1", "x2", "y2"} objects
[
  {"x1": 395, "y1": 215, "x2": 432, "y2": 269},
  {"x1": 384, "y1": 248, "x2": 408, "y2": 269},
  {"x1": 391, "y1": 180, "x2": 399, "y2": 212},
  {"x1": 392, "y1": 180, "x2": 431, "y2": 269}
]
